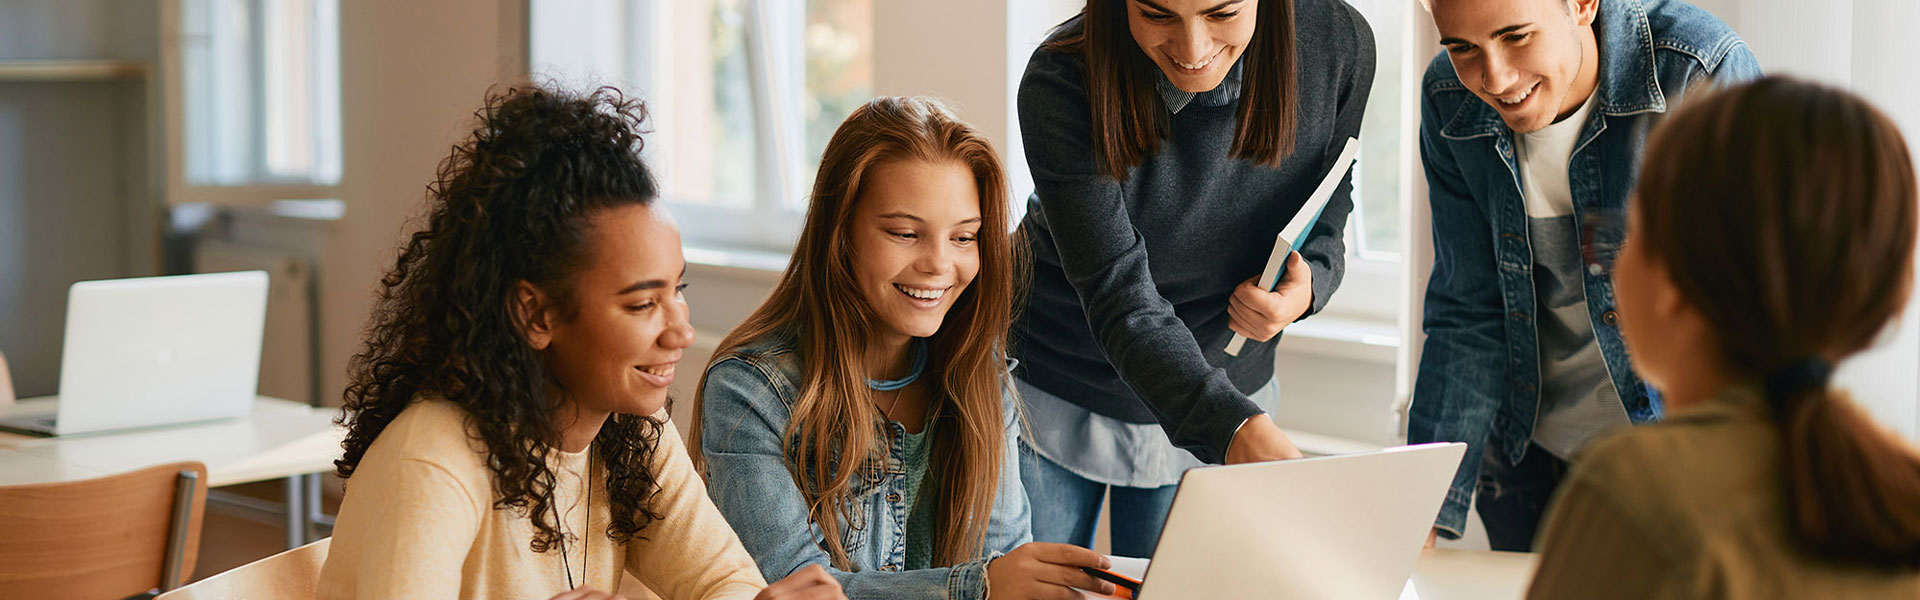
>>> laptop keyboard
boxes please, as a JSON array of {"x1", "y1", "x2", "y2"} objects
[{"x1": 0, "y1": 414, "x2": 56, "y2": 431}]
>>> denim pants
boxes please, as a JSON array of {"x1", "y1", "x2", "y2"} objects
[
  {"x1": 1474, "y1": 441, "x2": 1568, "y2": 551},
  {"x1": 1019, "y1": 443, "x2": 1178, "y2": 558}
]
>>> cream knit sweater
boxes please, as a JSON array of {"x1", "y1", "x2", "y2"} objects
[{"x1": 318, "y1": 399, "x2": 766, "y2": 599}]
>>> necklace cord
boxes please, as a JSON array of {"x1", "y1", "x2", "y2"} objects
[
  {"x1": 868, "y1": 338, "x2": 929, "y2": 392},
  {"x1": 553, "y1": 450, "x2": 590, "y2": 590}
]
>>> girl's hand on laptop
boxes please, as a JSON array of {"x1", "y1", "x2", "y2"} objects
[
  {"x1": 1225, "y1": 414, "x2": 1306, "y2": 464},
  {"x1": 987, "y1": 542, "x2": 1113, "y2": 599},
  {"x1": 757, "y1": 565, "x2": 845, "y2": 600}
]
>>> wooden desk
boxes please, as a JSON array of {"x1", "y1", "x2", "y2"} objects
[{"x1": 0, "y1": 396, "x2": 345, "y2": 548}]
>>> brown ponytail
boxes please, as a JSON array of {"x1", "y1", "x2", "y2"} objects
[
  {"x1": 1636, "y1": 77, "x2": 1920, "y2": 569},
  {"x1": 1777, "y1": 384, "x2": 1920, "y2": 567}
]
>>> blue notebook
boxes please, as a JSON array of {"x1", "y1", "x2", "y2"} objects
[{"x1": 1225, "y1": 137, "x2": 1361, "y2": 356}]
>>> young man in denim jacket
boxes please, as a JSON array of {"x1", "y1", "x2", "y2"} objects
[{"x1": 1410, "y1": 0, "x2": 1760, "y2": 550}]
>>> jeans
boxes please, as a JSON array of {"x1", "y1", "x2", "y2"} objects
[
  {"x1": 1019, "y1": 443, "x2": 1178, "y2": 558},
  {"x1": 1474, "y1": 441, "x2": 1568, "y2": 551}
]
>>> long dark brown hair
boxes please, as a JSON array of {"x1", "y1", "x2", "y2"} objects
[
  {"x1": 1636, "y1": 76, "x2": 1920, "y2": 568},
  {"x1": 336, "y1": 86, "x2": 667, "y2": 553},
  {"x1": 1046, "y1": 0, "x2": 1298, "y2": 180},
  {"x1": 690, "y1": 97, "x2": 1022, "y2": 570}
]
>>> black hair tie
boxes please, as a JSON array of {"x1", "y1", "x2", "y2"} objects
[{"x1": 1765, "y1": 357, "x2": 1834, "y2": 404}]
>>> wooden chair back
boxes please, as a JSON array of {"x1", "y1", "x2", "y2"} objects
[
  {"x1": 0, "y1": 349, "x2": 14, "y2": 406},
  {"x1": 0, "y1": 461, "x2": 208, "y2": 599},
  {"x1": 156, "y1": 537, "x2": 330, "y2": 600}
]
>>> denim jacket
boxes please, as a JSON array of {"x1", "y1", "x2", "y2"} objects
[
  {"x1": 699, "y1": 333, "x2": 1033, "y2": 600},
  {"x1": 1408, "y1": 0, "x2": 1760, "y2": 537}
]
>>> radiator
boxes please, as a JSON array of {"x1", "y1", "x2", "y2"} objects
[{"x1": 195, "y1": 240, "x2": 316, "y2": 406}]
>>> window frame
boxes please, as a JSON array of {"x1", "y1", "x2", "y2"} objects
[
  {"x1": 161, "y1": 0, "x2": 343, "y2": 207},
  {"x1": 530, "y1": 0, "x2": 846, "y2": 254},
  {"x1": 1312, "y1": 0, "x2": 1420, "y2": 327}
]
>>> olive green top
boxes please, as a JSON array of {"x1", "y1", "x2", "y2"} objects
[
  {"x1": 1529, "y1": 386, "x2": 1920, "y2": 599},
  {"x1": 901, "y1": 424, "x2": 933, "y2": 570}
]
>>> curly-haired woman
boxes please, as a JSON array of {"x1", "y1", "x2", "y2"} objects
[{"x1": 317, "y1": 86, "x2": 844, "y2": 600}]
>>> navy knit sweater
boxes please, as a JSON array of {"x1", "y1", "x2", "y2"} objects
[{"x1": 1011, "y1": 0, "x2": 1376, "y2": 464}]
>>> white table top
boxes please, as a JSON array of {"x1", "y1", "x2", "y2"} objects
[
  {"x1": 0, "y1": 396, "x2": 344, "y2": 487},
  {"x1": 1080, "y1": 548, "x2": 1536, "y2": 600},
  {"x1": 1403, "y1": 548, "x2": 1537, "y2": 600}
]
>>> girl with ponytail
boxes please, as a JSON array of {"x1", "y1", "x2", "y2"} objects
[{"x1": 1528, "y1": 76, "x2": 1920, "y2": 598}]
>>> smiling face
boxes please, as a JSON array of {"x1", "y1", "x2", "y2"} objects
[
  {"x1": 531, "y1": 203, "x2": 693, "y2": 419},
  {"x1": 849, "y1": 159, "x2": 983, "y2": 347},
  {"x1": 1432, "y1": 0, "x2": 1599, "y2": 133},
  {"x1": 1127, "y1": 0, "x2": 1258, "y2": 94}
]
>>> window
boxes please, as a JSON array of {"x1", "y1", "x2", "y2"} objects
[
  {"x1": 1324, "y1": 0, "x2": 1416, "y2": 323},
  {"x1": 171, "y1": 0, "x2": 342, "y2": 194},
  {"x1": 531, "y1": 0, "x2": 874, "y2": 251},
  {"x1": 1347, "y1": 0, "x2": 1410, "y2": 263}
]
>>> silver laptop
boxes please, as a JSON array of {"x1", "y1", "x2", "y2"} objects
[
  {"x1": 1118, "y1": 442, "x2": 1467, "y2": 599},
  {"x1": 0, "y1": 271, "x2": 268, "y2": 436}
]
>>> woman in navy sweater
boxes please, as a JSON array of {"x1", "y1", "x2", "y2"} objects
[{"x1": 1012, "y1": 0, "x2": 1375, "y2": 555}]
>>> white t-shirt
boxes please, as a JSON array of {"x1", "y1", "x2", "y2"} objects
[{"x1": 1514, "y1": 93, "x2": 1630, "y2": 460}]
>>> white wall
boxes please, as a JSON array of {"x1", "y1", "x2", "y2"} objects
[
  {"x1": 870, "y1": 0, "x2": 1080, "y2": 212},
  {"x1": 873, "y1": 1, "x2": 1011, "y2": 156},
  {"x1": 315, "y1": 0, "x2": 528, "y2": 406},
  {"x1": 0, "y1": 1, "x2": 160, "y2": 397},
  {"x1": 1005, "y1": 1, "x2": 1087, "y2": 212},
  {"x1": 1842, "y1": 0, "x2": 1920, "y2": 441},
  {"x1": 1684, "y1": 0, "x2": 1920, "y2": 440}
]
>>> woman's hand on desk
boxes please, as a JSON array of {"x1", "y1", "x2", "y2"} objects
[
  {"x1": 1227, "y1": 251, "x2": 1314, "y2": 342},
  {"x1": 1225, "y1": 414, "x2": 1306, "y2": 464},
  {"x1": 757, "y1": 565, "x2": 845, "y2": 600},
  {"x1": 987, "y1": 542, "x2": 1113, "y2": 599}
]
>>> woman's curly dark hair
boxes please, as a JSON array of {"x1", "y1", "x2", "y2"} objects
[{"x1": 336, "y1": 85, "x2": 667, "y2": 552}]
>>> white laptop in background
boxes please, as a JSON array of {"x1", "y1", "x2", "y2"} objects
[
  {"x1": 0, "y1": 270, "x2": 268, "y2": 436},
  {"x1": 1083, "y1": 442, "x2": 1467, "y2": 600}
]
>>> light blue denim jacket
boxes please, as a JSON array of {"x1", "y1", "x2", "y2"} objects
[
  {"x1": 699, "y1": 332, "x2": 1033, "y2": 600},
  {"x1": 1408, "y1": 0, "x2": 1761, "y2": 537}
]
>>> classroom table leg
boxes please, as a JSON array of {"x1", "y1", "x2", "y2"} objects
[
  {"x1": 286, "y1": 473, "x2": 307, "y2": 548},
  {"x1": 304, "y1": 472, "x2": 322, "y2": 541}
]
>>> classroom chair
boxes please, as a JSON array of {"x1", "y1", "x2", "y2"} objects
[
  {"x1": 0, "y1": 349, "x2": 13, "y2": 406},
  {"x1": 0, "y1": 461, "x2": 209, "y2": 599},
  {"x1": 156, "y1": 537, "x2": 330, "y2": 600}
]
